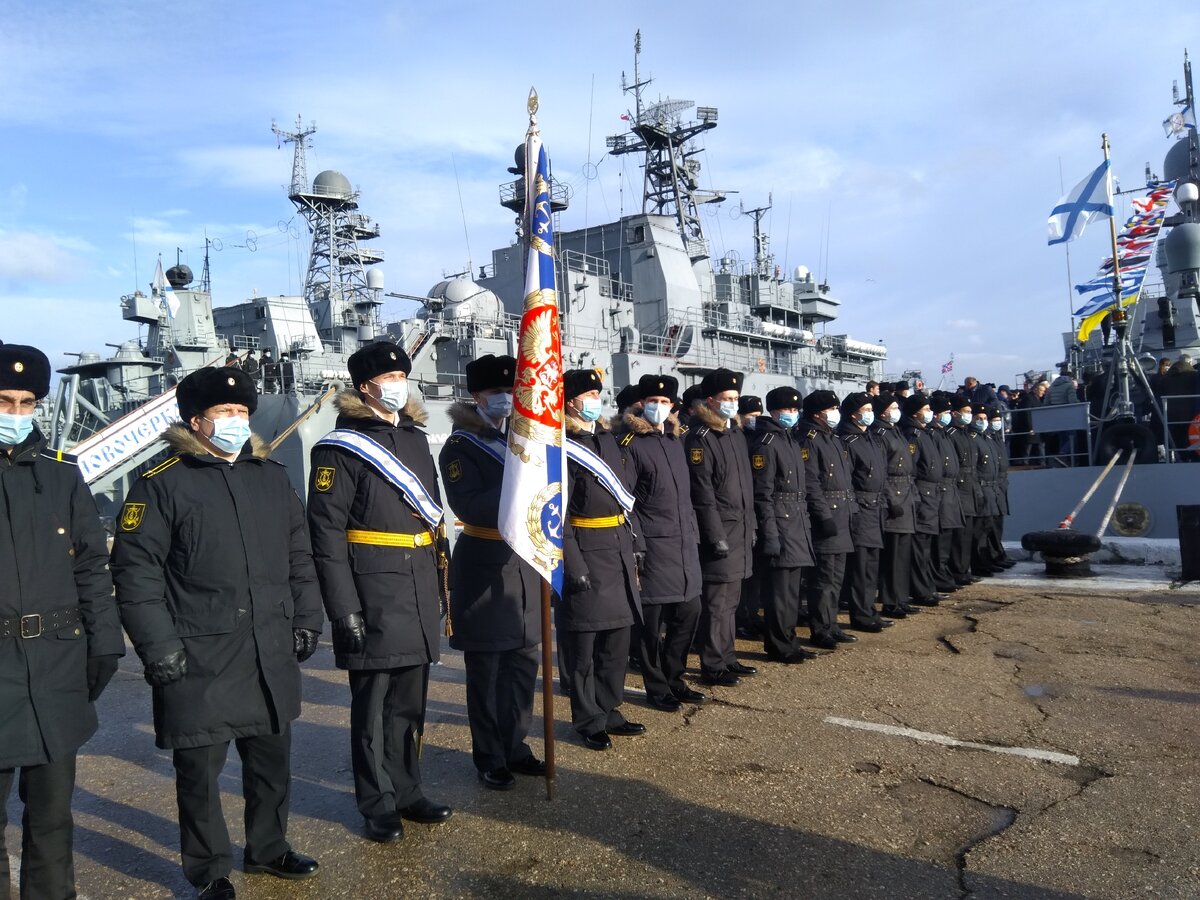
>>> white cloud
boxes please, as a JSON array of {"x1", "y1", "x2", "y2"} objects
[{"x1": 0, "y1": 230, "x2": 91, "y2": 283}]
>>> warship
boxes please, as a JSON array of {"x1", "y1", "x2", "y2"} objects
[
  {"x1": 44, "y1": 35, "x2": 888, "y2": 519},
  {"x1": 1004, "y1": 51, "x2": 1200, "y2": 542}
]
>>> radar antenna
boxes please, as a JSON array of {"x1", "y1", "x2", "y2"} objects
[{"x1": 272, "y1": 116, "x2": 318, "y2": 199}]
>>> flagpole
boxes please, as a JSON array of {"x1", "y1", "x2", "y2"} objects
[
  {"x1": 1101, "y1": 134, "x2": 1123, "y2": 315},
  {"x1": 541, "y1": 580, "x2": 555, "y2": 801}
]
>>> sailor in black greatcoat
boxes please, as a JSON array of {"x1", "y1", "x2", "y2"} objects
[
  {"x1": 438, "y1": 355, "x2": 544, "y2": 791},
  {"x1": 945, "y1": 395, "x2": 983, "y2": 588},
  {"x1": 748, "y1": 387, "x2": 815, "y2": 662},
  {"x1": 112, "y1": 366, "x2": 322, "y2": 899},
  {"x1": 928, "y1": 396, "x2": 968, "y2": 593},
  {"x1": 899, "y1": 393, "x2": 943, "y2": 614},
  {"x1": 797, "y1": 389, "x2": 858, "y2": 650},
  {"x1": 619, "y1": 374, "x2": 706, "y2": 708},
  {"x1": 561, "y1": 369, "x2": 644, "y2": 751},
  {"x1": 0, "y1": 345, "x2": 124, "y2": 900},
  {"x1": 307, "y1": 342, "x2": 452, "y2": 844},
  {"x1": 735, "y1": 395, "x2": 766, "y2": 639},
  {"x1": 685, "y1": 369, "x2": 757, "y2": 685},
  {"x1": 869, "y1": 392, "x2": 917, "y2": 618},
  {"x1": 983, "y1": 407, "x2": 1015, "y2": 569},
  {"x1": 970, "y1": 404, "x2": 1003, "y2": 575},
  {"x1": 836, "y1": 392, "x2": 893, "y2": 632}
]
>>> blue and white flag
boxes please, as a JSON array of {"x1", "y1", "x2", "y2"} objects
[
  {"x1": 1047, "y1": 160, "x2": 1114, "y2": 246},
  {"x1": 153, "y1": 258, "x2": 180, "y2": 319},
  {"x1": 498, "y1": 90, "x2": 566, "y2": 596},
  {"x1": 1163, "y1": 104, "x2": 1196, "y2": 139}
]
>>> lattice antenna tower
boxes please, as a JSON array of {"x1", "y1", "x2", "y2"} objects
[{"x1": 272, "y1": 116, "x2": 318, "y2": 199}]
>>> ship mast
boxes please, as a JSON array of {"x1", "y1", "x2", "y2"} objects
[{"x1": 605, "y1": 31, "x2": 726, "y2": 262}]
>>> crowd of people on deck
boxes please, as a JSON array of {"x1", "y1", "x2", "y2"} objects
[{"x1": 1, "y1": 339, "x2": 1020, "y2": 900}]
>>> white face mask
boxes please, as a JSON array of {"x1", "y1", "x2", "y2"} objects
[
  {"x1": 483, "y1": 392, "x2": 513, "y2": 419},
  {"x1": 925, "y1": 410, "x2": 938, "y2": 425},
  {"x1": 717, "y1": 400, "x2": 739, "y2": 419},
  {"x1": 859, "y1": 410, "x2": 875, "y2": 427},
  {"x1": 886, "y1": 408, "x2": 901, "y2": 425},
  {"x1": 373, "y1": 379, "x2": 409, "y2": 413},
  {"x1": 990, "y1": 419, "x2": 1003, "y2": 432},
  {"x1": 205, "y1": 416, "x2": 251, "y2": 454},
  {"x1": 642, "y1": 401, "x2": 670, "y2": 426},
  {"x1": 824, "y1": 409, "x2": 841, "y2": 428}
]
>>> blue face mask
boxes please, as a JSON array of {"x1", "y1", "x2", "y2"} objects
[
  {"x1": 742, "y1": 416, "x2": 757, "y2": 430},
  {"x1": 990, "y1": 419, "x2": 1003, "y2": 432},
  {"x1": 936, "y1": 412, "x2": 951, "y2": 426},
  {"x1": 717, "y1": 400, "x2": 739, "y2": 420},
  {"x1": 0, "y1": 413, "x2": 35, "y2": 446},
  {"x1": 642, "y1": 402, "x2": 670, "y2": 426},
  {"x1": 579, "y1": 397, "x2": 603, "y2": 422},
  {"x1": 374, "y1": 379, "x2": 409, "y2": 413},
  {"x1": 205, "y1": 416, "x2": 251, "y2": 454},
  {"x1": 859, "y1": 411, "x2": 875, "y2": 427},
  {"x1": 778, "y1": 411, "x2": 799, "y2": 428},
  {"x1": 972, "y1": 419, "x2": 987, "y2": 432},
  {"x1": 483, "y1": 392, "x2": 513, "y2": 419}
]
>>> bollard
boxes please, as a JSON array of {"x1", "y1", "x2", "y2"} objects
[{"x1": 1177, "y1": 505, "x2": 1200, "y2": 582}]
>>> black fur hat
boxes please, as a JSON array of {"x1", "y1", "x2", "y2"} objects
[
  {"x1": 348, "y1": 341, "x2": 411, "y2": 389},
  {"x1": 465, "y1": 354, "x2": 516, "y2": 392},
  {"x1": 176, "y1": 366, "x2": 258, "y2": 422},
  {"x1": 872, "y1": 391, "x2": 897, "y2": 414},
  {"x1": 930, "y1": 395, "x2": 953, "y2": 414},
  {"x1": 0, "y1": 344, "x2": 51, "y2": 398},
  {"x1": 638, "y1": 373, "x2": 679, "y2": 401},
  {"x1": 840, "y1": 391, "x2": 873, "y2": 415},
  {"x1": 764, "y1": 387, "x2": 800, "y2": 411},
  {"x1": 902, "y1": 392, "x2": 931, "y2": 417},
  {"x1": 802, "y1": 389, "x2": 839, "y2": 416},
  {"x1": 738, "y1": 395, "x2": 764, "y2": 415},
  {"x1": 564, "y1": 368, "x2": 603, "y2": 400},
  {"x1": 700, "y1": 368, "x2": 742, "y2": 397},
  {"x1": 615, "y1": 384, "x2": 642, "y2": 411}
]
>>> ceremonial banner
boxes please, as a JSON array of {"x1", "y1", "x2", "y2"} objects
[
  {"x1": 1048, "y1": 160, "x2": 1113, "y2": 246},
  {"x1": 498, "y1": 93, "x2": 566, "y2": 596},
  {"x1": 1072, "y1": 181, "x2": 1175, "y2": 341}
]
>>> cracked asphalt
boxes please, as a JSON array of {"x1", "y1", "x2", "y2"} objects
[{"x1": 8, "y1": 562, "x2": 1199, "y2": 899}]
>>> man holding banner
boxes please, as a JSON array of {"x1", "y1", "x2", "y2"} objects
[{"x1": 307, "y1": 341, "x2": 452, "y2": 842}]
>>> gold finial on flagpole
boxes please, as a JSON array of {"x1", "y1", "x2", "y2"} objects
[{"x1": 528, "y1": 87, "x2": 539, "y2": 120}]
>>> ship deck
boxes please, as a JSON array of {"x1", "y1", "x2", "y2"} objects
[{"x1": 16, "y1": 566, "x2": 1199, "y2": 898}]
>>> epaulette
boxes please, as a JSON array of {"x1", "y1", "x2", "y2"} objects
[
  {"x1": 620, "y1": 432, "x2": 635, "y2": 448},
  {"x1": 807, "y1": 429, "x2": 817, "y2": 439},
  {"x1": 142, "y1": 456, "x2": 182, "y2": 479},
  {"x1": 447, "y1": 433, "x2": 463, "y2": 445},
  {"x1": 761, "y1": 432, "x2": 775, "y2": 445},
  {"x1": 696, "y1": 425, "x2": 711, "y2": 437},
  {"x1": 844, "y1": 434, "x2": 859, "y2": 443},
  {"x1": 39, "y1": 449, "x2": 78, "y2": 465},
  {"x1": 678, "y1": 424, "x2": 689, "y2": 434}
]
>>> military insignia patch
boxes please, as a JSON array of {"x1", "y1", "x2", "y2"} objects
[
  {"x1": 752, "y1": 454, "x2": 766, "y2": 470},
  {"x1": 447, "y1": 459, "x2": 462, "y2": 482},
  {"x1": 119, "y1": 502, "x2": 145, "y2": 532},
  {"x1": 689, "y1": 448, "x2": 703, "y2": 465},
  {"x1": 909, "y1": 443, "x2": 918, "y2": 455},
  {"x1": 314, "y1": 467, "x2": 336, "y2": 492},
  {"x1": 801, "y1": 448, "x2": 809, "y2": 460}
]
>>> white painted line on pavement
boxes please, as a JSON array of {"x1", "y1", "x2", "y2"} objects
[{"x1": 824, "y1": 716, "x2": 1080, "y2": 766}]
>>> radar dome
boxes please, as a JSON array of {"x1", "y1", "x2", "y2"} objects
[
  {"x1": 427, "y1": 278, "x2": 502, "y2": 321},
  {"x1": 366, "y1": 268, "x2": 384, "y2": 290},
  {"x1": 1165, "y1": 222, "x2": 1200, "y2": 273},
  {"x1": 166, "y1": 264, "x2": 194, "y2": 288},
  {"x1": 312, "y1": 170, "x2": 353, "y2": 198},
  {"x1": 1163, "y1": 140, "x2": 1194, "y2": 185}
]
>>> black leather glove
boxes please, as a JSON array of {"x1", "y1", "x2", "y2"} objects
[
  {"x1": 710, "y1": 539, "x2": 730, "y2": 559},
  {"x1": 144, "y1": 649, "x2": 188, "y2": 688},
  {"x1": 87, "y1": 654, "x2": 120, "y2": 701},
  {"x1": 887, "y1": 503, "x2": 905, "y2": 520},
  {"x1": 293, "y1": 628, "x2": 320, "y2": 663},
  {"x1": 567, "y1": 574, "x2": 593, "y2": 594},
  {"x1": 815, "y1": 518, "x2": 838, "y2": 539},
  {"x1": 634, "y1": 551, "x2": 647, "y2": 572},
  {"x1": 332, "y1": 613, "x2": 366, "y2": 656},
  {"x1": 760, "y1": 536, "x2": 782, "y2": 558}
]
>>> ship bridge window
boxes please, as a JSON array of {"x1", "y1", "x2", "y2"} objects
[
  {"x1": 255, "y1": 308, "x2": 266, "y2": 320},
  {"x1": 629, "y1": 225, "x2": 645, "y2": 244}
]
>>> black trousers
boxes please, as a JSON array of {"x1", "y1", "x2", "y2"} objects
[
  {"x1": 560, "y1": 627, "x2": 631, "y2": 735},
  {"x1": 763, "y1": 566, "x2": 803, "y2": 656},
  {"x1": 841, "y1": 547, "x2": 882, "y2": 624},
  {"x1": 0, "y1": 753, "x2": 76, "y2": 900},
  {"x1": 463, "y1": 647, "x2": 539, "y2": 773},
  {"x1": 806, "y1": 552, "x2": 848, "y2": 640},
  {"x1": 637, "y1": 598, "x2": 701, "y2": 701},
  {"x1": 879, "y1": 531, "x2": 912, "y2": 608},
  {"x1": 736, "y1": 570, "x2": 763, "y2": 628},
  {"x1": 172, "y1": 728, "x2": 291, "y2": 887},
  {"x1": 348, "y1": 666, "x2": 426, "y2": 819},
  {"x1": 951, "y1": 516, "x2": 978, "y2": 577},
  {"x1": 988, "y1": 514, "x2": 1007, "y2": 563},
  {"x1": 910, "y1": 531, "x2": 938, "y2": 601},
  {"x1": 971, "y1": 515, "x2": 994, "y2": 573},
  {"x1": 698, "y1": 580, "x2": 741, "y2": 675}
]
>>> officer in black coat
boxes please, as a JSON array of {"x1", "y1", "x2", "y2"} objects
[
  {"x1": 686, "y1": 369, "x2": 757, "y2": 685},
  {"x1": 561, "y1": 368, "x2": 644, "y2": 750},
  {"x1": 836, "y1": 392, "x2": 893, "y2": 632},
  {"x1": 307, "y1": 342, "x2": 451, "y2": 843},
  {"x1": 945, "y1": 396, "x2": 983, "y2": 587},
  {"x1": 438, "y1": 355, "x2": 545, "y2": 791},
  {"x1": 983, "y1": 407, "x2": 1015, "y2": 569},
  {"x1": 619, "y1": 374, "x2": 706, "y2": 709},
  {"x1": 899, "y1": 393, "x2": 942, "y2": 613},
  {"x1": 735, "y1": 395, "x2": 766, "y2": 639},
  {"x1": 797, "y1": 389, "x2": 858, "y2": 650},
  {"x1": 748, "y1": 386, "x2": 815, "y2": 662},
  {"x1": 0, "y1": 345, "x2": 124, "y2": 900},
  {"x1": 970, "y1": 404, "x2": 1003, "y2": 575},
  {"x1": 928, "y1": 396, "x2": 968, "y2": 593},
  {"x1": 112, "y1": 367, "x2": 322, "y2": 900},
  {"x1": 869, "y1": 392, "x2": 916, "y2": 618}
]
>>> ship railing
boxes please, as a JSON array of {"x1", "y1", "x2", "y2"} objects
[{"x1": 1005, "y1": 402, "x2": 1097, "y2": 468}]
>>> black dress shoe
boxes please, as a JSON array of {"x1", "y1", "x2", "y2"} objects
[
  {"x1": 508, "y1": 756, "x2": 547, "y2": 776},
  {"x1": 849, "y1": 621, "x2": 885, "y2": 633},
  {"x1": 810, "y1": 634, "x2": 838, "y2": 650},
  {"x1": 199, "y1": 877, "x2": 236, "y2": 900},
  {"x1": 608, "y1": 721, "x2": 646, "y2": 737},
  {"x1": 700, "y1": 669, "x2": 740, "y2": 686},
  {"x1": 244, "y1": 850, "x2": 319, "y2": 880},
  {"x1": 673, "y1": 687, "x2": 707, "y2": 704},
  {"x1": 728, "y1": 662, "x2": 758, "y2": 676},
  {"x1": 953, "y1": 576, "x2": 976, "y2": 586},
  {"x1": 399, "y1": 797, "x2": 453, "y2": 824},
  {"x1": 582, "y1": 730, "x2": 612, "y2": 751},
  {"x1": 880, "y1": 606, "x2": 908, "y2": 619},
  {"x1": 766, "y1": 650, "x2": 808, "y2": 664},
  {"x1": 479, "y1": 768, "x2": 516, "y2": 790},
  {"x1": 832, "y1": 631, "x2": 858, "y2": 643},
  {"x1": 363, "y1": 814, "x2": 404, "y2": 843},
  {"x1": 646, "y1": 694, "x2": 683, "y2": 712},
  {"x1": 911, "y1": 596, "x2": 941, "y2": 607}
]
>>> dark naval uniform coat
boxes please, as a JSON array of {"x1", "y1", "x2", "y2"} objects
[
  {"x1": 971, "y1": 428, "x2": 1002, "y2": 573},
  {"x1": 870, "y1": 419, "x2": 916, "y2": 610},
  {"x1": 1, "y1": 429, "x2": 124, "y2": 900},
  {"x1": 307, "y1": 391, "x2": 443, "y2": 819},
  {"x1": 900, "y1": 419, "x2": 945, "y2": 603},
  {"x1": 798, "y1": 417, "x2": 855, "y2": 641},
  {"x1": 686, "y1": 404, "x2": 755, "y2": 677},
  {"x1": 928, "y1": 421, "x2": 965, "y2": 590},
  {"x1": 619, "y1": 410, "x2": 703, "y2": 703},
  {"x1": 561, "y1": 416, "x2": 641, "y2": 736},
  {"x1": 438, "y1": 402, "x2": 541, "y2": 774},
  {"x1": 748, "y1": 415, "x2": 813, "y2": 657},
  {"x1": 837, "y1": 421, "x2": 889, "y2": 626},
  {"x1": 111, "y1": 424, "x2": 322, "y2": 887}
]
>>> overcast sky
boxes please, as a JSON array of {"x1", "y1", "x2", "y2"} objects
[{"x1": 2, "y1": 0, "x2": 1197, "y2": 387}]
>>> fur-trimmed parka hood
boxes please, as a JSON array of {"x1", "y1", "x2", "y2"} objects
[
  {"x1": 447, "y1": 399, "x2": 503, "y2": 437},
  {"x1": 162, "y1": 422, "x2": 271, "y2": 459},
  {"x1": 334, "y1": 388, "x2": 428, "y2": 425},
  {"x1": 621, "y1": 409, "x2": 683, "y2": 437},
  {"x1": 566, "y1": 412, "x2": 611, "y2": 435},
  {"x1": 692, "y1": 402, "x2": 730, "y2": 432}
]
